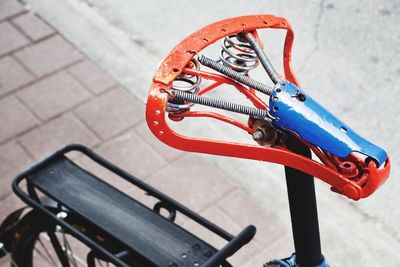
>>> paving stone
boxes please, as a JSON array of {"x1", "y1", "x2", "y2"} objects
[
  {"x1": 29, "y1": 253, "x2": 58, "y2": 267},
  {"x1": 241, "y1": 233, "x2": 294, "y2": 267},
  {"x1": 0, "y1": 0, "x2": 25, "y2": 21},
  {"x1": 0, "y1": 256, "x2": 11, "y2": 267},
  {"x1": 0, "y1": 21, "x2": 29, "y2": 57},
  {"x1": 146, "y1": 154, "x2": 237, "y2": 212},
  {"x1": 183, "y1": 206, "x2": 262, "y2": 265},
  {"x1": 0, "y1": 55, "x2": 34, "y2": 97},
  {"x1": 184, "y1": 206, "x2": 241, "y2": 248},
  {"x1": 0, "y1": 95, "x2": 37, "y2": 143},
  {"x1": 217, "y1": 189, "x2": 286, "y2": 247},
  {"x1": 11, "y1": 12, "x2": 55, "y2": 41},
  {"x1": 17, "y1": 71, "x2": 91, "y2": 120},
  {"x1": 75, "y1": 88, "x2": 143, "y2": 140},
  {"x1": 229, "y1": 239, "x2": 263, "y2": 265},
  {"x1": 0, "y1": 193, "x2": 25, "y2": 221},
  {"x1": 14, "y1": 35, "x2": 83, "y2": 77},
  {"x1": 19, "y1": 113, "x2": 99, "y2": 160},
  {"x1": 94, "y1": 129, "x2": 167, "y2": 179},
  {"x1": 0, "y1": 141, "x2": 32, "y2": 198},
  {"x1": 67, "y1": 60, "x2": 116, "y2": 95},
  {"x1": 134, "y1": 121, "x2": 183, "y2": 162}
]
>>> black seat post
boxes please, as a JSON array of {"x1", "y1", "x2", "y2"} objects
[{"x1": 284, "y1": 136, "x2": 323, "y2": 267}]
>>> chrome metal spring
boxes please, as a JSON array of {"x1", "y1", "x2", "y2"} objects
[
  {"x1": 172, "y1": 89, "x2": 268, "y2": 119},
  {"x1": 167, "y1": 59, "x2": 202, "y2": 114},
  {"x1": 198, "y1": 54, "x2": 272, "y2": 95},
  {"x1": 219, "y1": 34, "x2": 259, "y2": 73}
]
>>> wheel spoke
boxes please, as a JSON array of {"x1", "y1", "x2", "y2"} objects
[
  {"x1": 61, "y1": 232, "x2": 87, "y2": 266},
  {"x1": 36, "y1": 231, "x2": 88, "y2": 267},
  {"x1": 1, "y1": 245, "x2": 18, "y2": 267},
  {"x1": 65, "y1": 250, "x2": 86, "y2": 267},
  {"x1": 47, "y1": 230, "x2": 71, "y2": 267},
  {"x1": 96, "y1": 258, "x2": 105, "y2": 267},
  {"x1": 62, "y1": 232, "x2": 78, "y2": 267},
  {"x1": 36, "y1": 234, "x2": 59, "y2": 266}
]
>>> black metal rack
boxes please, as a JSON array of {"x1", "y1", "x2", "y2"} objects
[{"x1": 12, "y1": 144, "x2": 256, "y2": 267}]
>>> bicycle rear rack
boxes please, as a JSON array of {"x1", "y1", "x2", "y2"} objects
[{"x1": 12, "y1": 144, "x2": 255, "y2": 267}]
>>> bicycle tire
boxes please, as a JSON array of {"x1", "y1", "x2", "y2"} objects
[{"x1": 10, "y1": 209, "x2": 112, "y2": 267}]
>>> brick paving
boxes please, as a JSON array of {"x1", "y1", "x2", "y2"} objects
[
  {"x1": 0, "y1": 95, "x2": 38, "y2": 142},
  {"x1": 0, "y1": 1, "x2": 288, "y2": 265},
  {"x1": 18, "y1": 71, "x2": 91, "y2": 120},
  {"x1": 13, "y1": 35, "x2": 83, "y2": 77},
  {"x1": 67, "y1": 60, "x2": 116, "y2": 95},
  {"x1": 0, "y1": 55, "x2": 34, "y2": 97},
  {"x1": 75, "y1": 88, "x2": 143, "y2": 139},
  {"x1": 0, "y1": 21, "x2": 29, "y2": 56},
  {"x1": 11, "y1": 12, "x2": 55, "y2": 42}
]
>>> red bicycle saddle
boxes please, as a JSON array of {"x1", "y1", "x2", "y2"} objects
[{"x1": 145, "y1": 15, "x2": 390, "y2": 200}]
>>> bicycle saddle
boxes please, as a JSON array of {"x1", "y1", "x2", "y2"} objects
[{"x1": 146, "y1": 15, "x2": 390, "y2": 200}]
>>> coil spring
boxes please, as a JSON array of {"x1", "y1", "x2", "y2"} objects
[
  {"x1": 219, "y1": 34, "x2": 259, "y2": 73},
  {"x1": 166, "y1": 59, "x2": 201, "y2": 114},
  {"x1": 198, "y1": 54, "x2": 272, "y2": 95},
  {"x1": 172, "y1": 89, "x2": 268, "y2": 119}
]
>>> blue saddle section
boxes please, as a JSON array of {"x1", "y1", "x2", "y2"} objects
[
  {"x1": 268, "y1": 81, "x2": 387, "y2": 167},
  {"x1": 270, "y1": 253, "x2": 329, "y2": 267}
]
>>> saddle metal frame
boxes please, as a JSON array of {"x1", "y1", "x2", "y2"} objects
[
  {"x1": 145, "y1": 15, "x2": 391, "y2": 267},
  {"x1": 145, "y1": 15, "x2": 390, "y2": 201}
]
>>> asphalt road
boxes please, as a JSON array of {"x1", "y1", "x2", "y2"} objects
[{"x1": 27, "y1": 0, "x2": 400, "y2": 265}]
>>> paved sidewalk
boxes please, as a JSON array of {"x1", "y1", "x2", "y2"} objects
[{"x1": 0, "y1": 1, "x2": 289, "y2": 266}]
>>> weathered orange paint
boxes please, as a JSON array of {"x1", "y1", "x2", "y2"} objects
[{"x1": 146, "y1": 15, "x2": 390, "y2": 200}]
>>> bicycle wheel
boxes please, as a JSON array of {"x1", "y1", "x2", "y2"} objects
[{"x1": 10, "y1": 209, "x2": 114, "y2": 267}]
